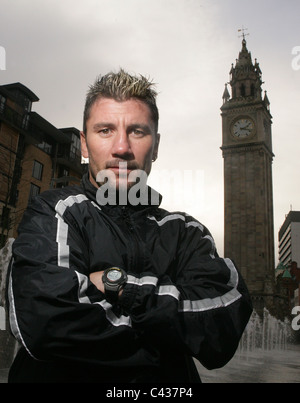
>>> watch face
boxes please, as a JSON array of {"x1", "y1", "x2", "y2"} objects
[
  {"x1": 107, "y1": 269, "x2": 122, "y2": 282},
  {"x1": 232, "y1": 118, "x2": 255, "y2": 138}
]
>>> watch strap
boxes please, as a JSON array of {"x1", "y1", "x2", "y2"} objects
[{"x1": 103, "y1": 267, "x2": 127, "y2": 303}]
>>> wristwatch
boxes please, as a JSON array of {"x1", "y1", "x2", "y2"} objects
[{"x1": 102, "y1": 267, "x2": 127, "y2": 303}]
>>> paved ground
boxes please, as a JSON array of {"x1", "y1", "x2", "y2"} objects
[
  {"x1": 0, "y1": 369, "x2": 8, "y2": 383},
  {"x1": 1, "y1": 345, "x2": 299, "y2": 383}
]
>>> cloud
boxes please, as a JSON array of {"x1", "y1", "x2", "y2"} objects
[{"x1": 1, "y1": 0, "x2": 300, "y2": 258}]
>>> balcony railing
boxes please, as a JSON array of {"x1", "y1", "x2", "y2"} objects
[
  {"x1": 0, "y1": 102, "x2": 29, "y2": 132},
  {"x1": 0, "y1": 103, "x2": 82, "y2": 172}
]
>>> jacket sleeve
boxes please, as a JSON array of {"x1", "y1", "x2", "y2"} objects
[
  {"x1": 119, "y1": 215, "x2": 253, "y2": 370},
  {"x1": 7, "y1": 195, "x2": 156, "y2": 367}
]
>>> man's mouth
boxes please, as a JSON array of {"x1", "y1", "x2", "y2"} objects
[
  {"x1": 108, "y1": 167, "x2": 132, "y2": 177},
  {"x1": 106, "y1": 161, "x2": 138, "y2": 175}
]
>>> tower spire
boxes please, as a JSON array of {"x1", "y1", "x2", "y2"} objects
[
  {"x1": 238, "y1": 26, "x2": 249, "y2": 42},
  {"x1": 223, "y1": 30, "x2": 263, "y2": 102}
]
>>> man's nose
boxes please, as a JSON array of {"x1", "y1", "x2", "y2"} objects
[{"x1": 111, "y1": 130, "x2": 133, "y2": 158}]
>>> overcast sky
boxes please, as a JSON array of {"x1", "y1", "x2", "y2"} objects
[{"x1": 1, "y1": 0, "x2": 300, "y2": 261}]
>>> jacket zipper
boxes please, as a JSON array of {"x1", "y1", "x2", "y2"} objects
[{"x1": 121, "y1": 206, "x2": 142, "y2": 273}]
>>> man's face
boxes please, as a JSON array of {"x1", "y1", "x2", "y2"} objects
[{"x1": 81, "y1": 97, "x2": 160, "y2": 190}]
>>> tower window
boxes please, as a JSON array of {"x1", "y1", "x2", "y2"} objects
[{"x1": 240, "y1": 84, "x2": 246, "y2": 97}]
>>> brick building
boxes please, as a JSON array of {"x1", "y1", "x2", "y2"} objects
[
  {"x1": 0, "y1": 81, "x2": 84, "y2": 370},
  {"x1": 0, "y1": 82, "x2": 83, "y2": 247}
]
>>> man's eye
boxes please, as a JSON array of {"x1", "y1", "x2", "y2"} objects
[
  {"x1": 99, "y1": 128, "x2": 111, "y2": 135},
  {"x1": 131, "y1": 129, "x2": 145, "y2": 137}
]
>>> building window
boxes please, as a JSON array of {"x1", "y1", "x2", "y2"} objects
[
  {"x1": 32, "y1": 160, "x2": 43, "y2": 181},
  {"x1": 22, "y1": 113, "x2": 30, "y2": 130},
  {"x1": 37, "y1": 141, "x2": 52, "y2": 155},
  {"x1": 70, "y1": 133, "x2": 81, "y2": 159},
  {"x1": 0, "y1": 95, "x2": 6, "y2": 114},
  {"x1": 56, "y1": 166, "x2": 70, "y2": 188},
  {"x1": 28, "y1": 183, "x2": 40, "y2": 203},
  {"x1": 1, "y1": 206, "x2": 11, "y2": 229},
  {"x1": 58, "y1": 166, "x2": 69, "y2": 178}
]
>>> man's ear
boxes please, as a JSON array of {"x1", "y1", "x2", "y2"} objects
[
  {"x1": 80, "y1": 131, "x2": 89, "y2": 159},
  {"x1": 153, "y1": 133, "x2": 160, "y2": 161}
]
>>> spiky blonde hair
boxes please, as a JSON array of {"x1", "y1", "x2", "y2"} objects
[{"x1": 83, "y1": 69, "x2": 159, "y2": 133}]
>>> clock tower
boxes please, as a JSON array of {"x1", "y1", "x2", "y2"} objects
[{"x1": 221, "y1": 36, "x2": 275, "y2": 313}]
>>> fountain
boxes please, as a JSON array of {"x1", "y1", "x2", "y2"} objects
[
  {"x1": 196, "y1": 307, "x2": 300, "y2": 382},
  {"x1": 238, "y1": 309, "x2": 292, "y2": 355}
]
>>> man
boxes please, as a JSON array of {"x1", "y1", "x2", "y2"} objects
[{"x1": 7, "y1": 69, "x2": 252, "y2": 383}]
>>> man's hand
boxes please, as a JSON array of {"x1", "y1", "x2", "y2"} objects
[
  {"x1": 89, "y1": 270, "x2": 124, "y2": 298},
  {"x1": 89, "y1": 271, "x2": 105, "y2": 293}
]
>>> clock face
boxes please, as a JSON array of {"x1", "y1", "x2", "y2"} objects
[
  {"x1": 107, "y1": 269, "x2": 122, "y2": 282},
  {"x1": 232, "y1": 118, "x2": 255, "y2": 139}
]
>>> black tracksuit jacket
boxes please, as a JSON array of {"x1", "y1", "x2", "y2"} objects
[{"x1": 7, "y1": 173, "x2": 252, "y2": 383}]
